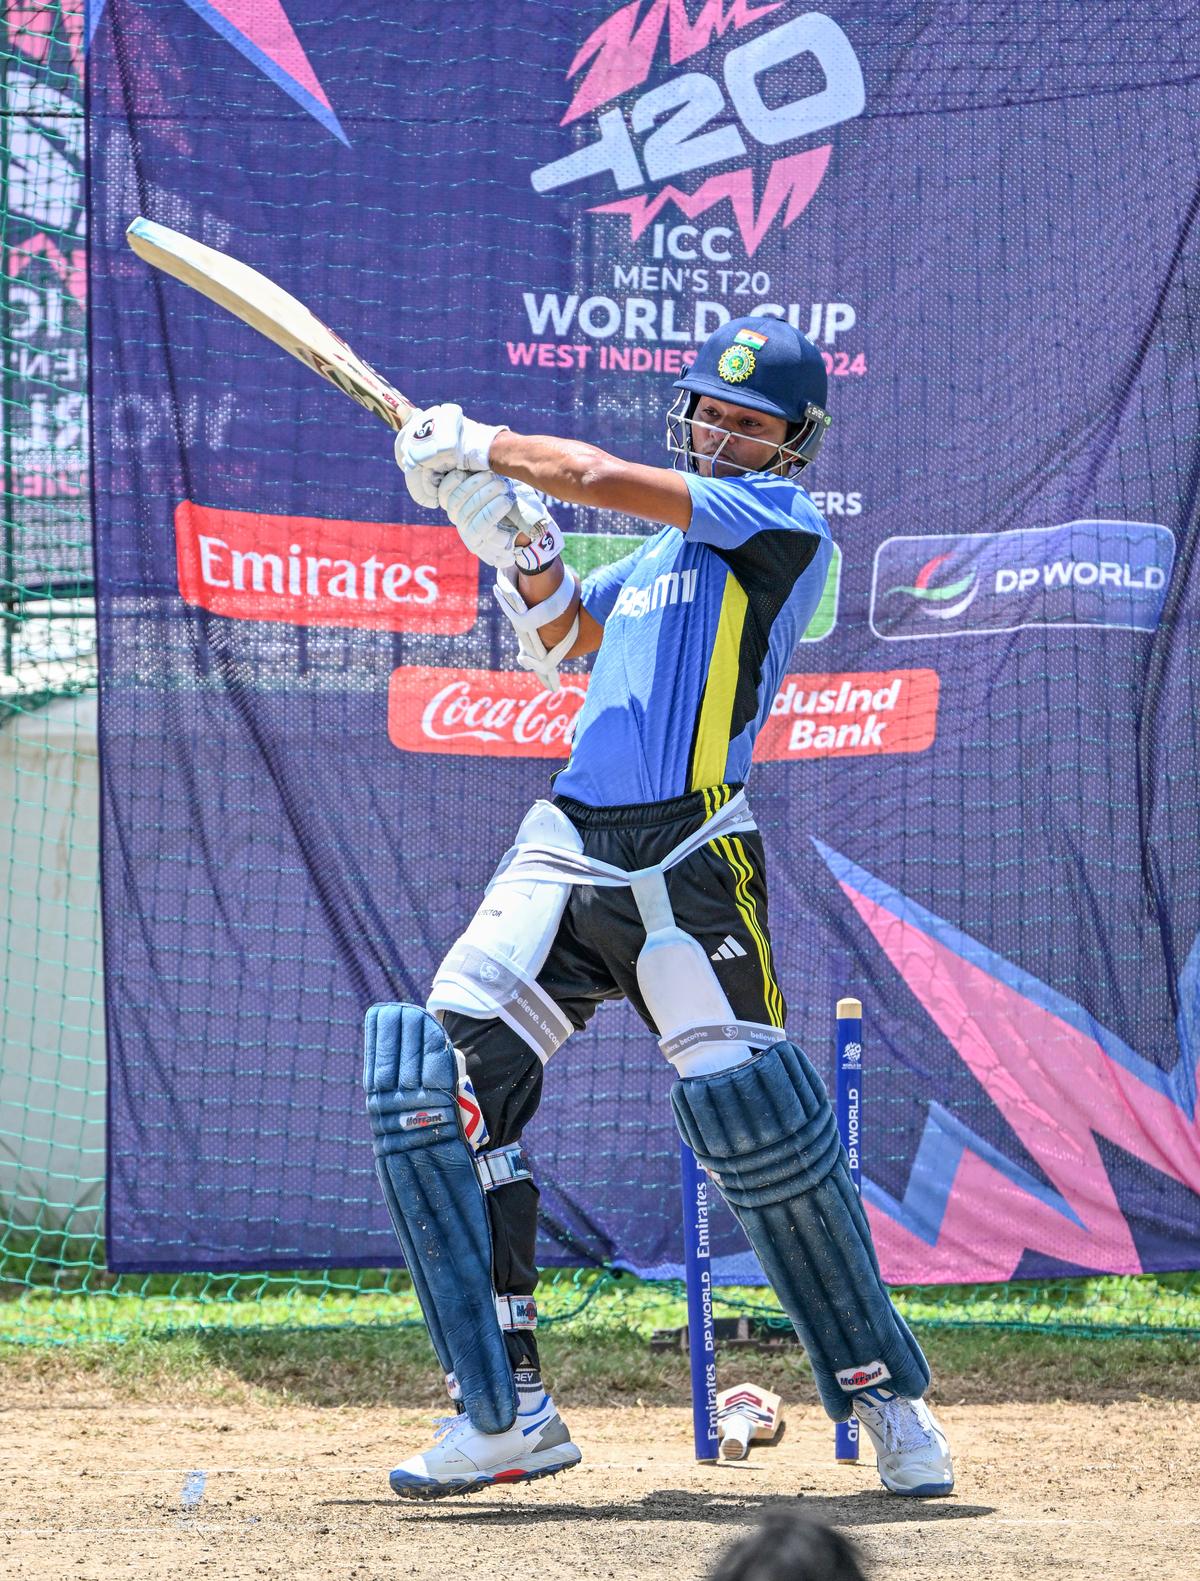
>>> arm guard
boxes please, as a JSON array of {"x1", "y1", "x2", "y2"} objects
[{"x1": 492, "y1": 564, "x2": 581, "y2": 692}]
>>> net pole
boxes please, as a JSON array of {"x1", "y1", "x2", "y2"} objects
[
  {"x1": 835, "y1": 996, "x2": 864, "y2": 1463},
  {"x1": 680, "y1": 1139, "x2": 719, "y2": 1461}
]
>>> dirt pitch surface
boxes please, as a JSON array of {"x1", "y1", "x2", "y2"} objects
[{"x1": 5, "y1": 1394, "x2": 1197, "y2": 1581}]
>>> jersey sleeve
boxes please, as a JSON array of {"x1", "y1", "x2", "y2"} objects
[
  {"x1": 685, "y1": 472, "x2": 825, "y2": 552},
  {"x1": 579, "y1": 538, "x2": 649, "y2": 625},
  {"x1": 684, "y1": 474, "x2": 828, "y2": 610}
]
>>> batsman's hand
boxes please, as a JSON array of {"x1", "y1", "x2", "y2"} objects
[
  {"x1": 438, "y1": 469, "x2": 563, "y2": 573},
  {"x1": 394, "y1": 403, "x2": 507, "y2": 505}
]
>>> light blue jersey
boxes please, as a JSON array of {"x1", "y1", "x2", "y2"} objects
[{"x1": 552, "y1": 472, "x2": 832, "y2": 807}]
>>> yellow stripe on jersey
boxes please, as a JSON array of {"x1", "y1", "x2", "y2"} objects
[
  {"x1": 690, "y1": 573, "x2": 748, "y2": 791},
  {"x1": 715, "y1": 832, "x2": 785, "y2": 1029}
]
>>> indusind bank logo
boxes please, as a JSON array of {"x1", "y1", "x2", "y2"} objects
[{"x1": 530, "y1": 3, "x2": 865, "y2": 257}]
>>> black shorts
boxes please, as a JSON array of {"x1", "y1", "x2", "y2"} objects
[
  {"x1": 537, "y1": 781, "x2": 786, "y2": 1038},
  {"x1": 444, "y1": 780, "x2": 786, "y2": 1147}
]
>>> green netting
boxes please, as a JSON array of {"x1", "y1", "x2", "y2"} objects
[
  {"x1": 1, "y1": 2, "x2": 107, "y2": 1341},
  {"x1": 2, "y1": 3, "x2": 1198, "y2": 1353}
]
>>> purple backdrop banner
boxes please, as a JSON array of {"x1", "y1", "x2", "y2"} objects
[{"x1": 89, "y1": 1, "x2": 1200, "y2": 1280}]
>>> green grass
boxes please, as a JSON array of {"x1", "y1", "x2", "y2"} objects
[
  {"x1": 3, "y1": 1305, "x2": 1197, "y2": 1410},
  {"x1": 4, "y1": 1245, "x2": 1199, "y2": 1348},
  {"x1": 890, "y1": 1270, "x2": 1200, "y2": 1334},
  {"x1": 3, "y1": 1259, "x2": 1199, "y2": 1410},
  {"x1": 5, "y1": 1217, "x2": 1199, "y2": 1409}
]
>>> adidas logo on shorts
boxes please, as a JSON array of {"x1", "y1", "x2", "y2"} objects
[{"x1": 710, "y1": 935, "x2": 747, "y2": 961}]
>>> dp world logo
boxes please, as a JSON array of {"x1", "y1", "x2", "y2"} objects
[
  {"x1": 530, "y1": 4, "x2": 865, "y2": 257},
  {"x1": 884, "y1": 552, "x2": 979, "y2": 622},
  {"x1": 871, "y1": 523, "x2": 1175, "y2": 640}
]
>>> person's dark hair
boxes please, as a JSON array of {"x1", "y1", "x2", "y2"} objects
[{"x1": 707, "y1": 1511, "x2": 868, "y2": 1581}]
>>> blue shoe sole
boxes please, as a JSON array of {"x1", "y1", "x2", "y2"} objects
[{"x1": 884, "y1": 1480, "x2": 955, "y2": 1497}]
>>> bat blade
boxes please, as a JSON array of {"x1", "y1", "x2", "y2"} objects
[{"x1": 126, "y1": 217, "x2": 418, "y2": 431}]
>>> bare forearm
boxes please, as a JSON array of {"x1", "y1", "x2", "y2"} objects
[
  {"x1": 489, "y1": 431, "x2": 691, "y2": 529},
  {"x1": 491, "y1": 432, "x2": 613, "y2": 505}
]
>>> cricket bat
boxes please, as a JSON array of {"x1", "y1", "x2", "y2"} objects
[
  {"x1": 717, "y1": 1383, "x2": 785, "y2": 1460},
  {"x1": 125, "y1": 217, "x2": 418, "y2": 431}
]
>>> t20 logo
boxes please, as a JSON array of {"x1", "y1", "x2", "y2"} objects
[{"x1": 531, "y1": 6, "x2": 864, "y2": 252}]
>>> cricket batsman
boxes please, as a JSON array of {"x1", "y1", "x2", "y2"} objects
[{"x1": 365, "y1": 315, "x2": 954, "y2": 1500}]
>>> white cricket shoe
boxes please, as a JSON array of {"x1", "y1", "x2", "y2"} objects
[
  {"x1": 851, "y1": 1386, "x2": 954, "y2": 1497},
  {"x1": 388, "y1": 1390, "x2": 582, "y2": 1500}
]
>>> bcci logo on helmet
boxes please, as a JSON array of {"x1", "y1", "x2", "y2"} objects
[
  {"x1": 670, "y1": 314, "x2": 831, "y2": 475},
  {"x1": 530, "y1": 5, "x2": 866, "y2": 258},
  {"x1": 717, "y1": 343, "x2": 755, "y2": 382}
]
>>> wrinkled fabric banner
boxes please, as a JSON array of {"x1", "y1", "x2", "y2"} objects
[{"x1": 89, "y1": 1, "x2": 1200, "y2": 1279}]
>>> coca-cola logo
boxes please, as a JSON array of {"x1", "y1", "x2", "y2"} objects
[{"x1": 389, "y1": 666, "x2": 589, "y2": 758}]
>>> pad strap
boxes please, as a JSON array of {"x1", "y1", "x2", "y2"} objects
[
  {"x1": 659, "y1": 1020, "x2": 785, "y2": 1068},
  {"x1": 475, "y1": 1142, "x2": 532, "y2": 1191},
  {"x1": 496, "y1": 1293, "x2": 538, "y2": 1330},
  {"x1": 438, "y1": 940, "x2": 573, "y2": 1063},
  {"x1": 452, "y1": 1051, "x2": 490, "y2": 1151}
]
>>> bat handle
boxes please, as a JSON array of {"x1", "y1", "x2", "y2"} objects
[{"x1": 507, "y1": 488, "x2": 552, "y2": 547}]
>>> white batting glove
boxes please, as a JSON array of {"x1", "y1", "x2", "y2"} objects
[
  {"x1": 438, "y1": 470, "x2": 564, "y2": 573},
  {"x1": 394, "y1": 403, "x2": 506, "y2": 480},
  {"x1": 401, "y1": 459, "x2": 444, "y2": 511}
]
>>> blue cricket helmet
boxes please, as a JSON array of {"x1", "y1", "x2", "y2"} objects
[
  {"x1": 668, "y1": 314, "x2": 831, "y2": 474},
  {"x1": 677, "y1": 314, "x2": 828, "y2": 418}
]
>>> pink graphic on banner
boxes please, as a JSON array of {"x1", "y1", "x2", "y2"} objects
[
  {"x1": 562, "y1": 0, "x2": 782, "y2": 125},
  {"x1": 815, "y1": 841, "x2": 1200, "y2": 1283},
  {"x1": 7, "y1": 233, "x2": 87, "y2": 307},
  {"x1": 591, "y1": 147, "x2": 831, "y2": 257},
  {"x1": 86, "y1": 0, "x2": 346, "y2": 143},
  {"x1": 193, "y1": 0, "x2": 331, "y2": 107},
  {"x1": 9, "y1": 2, "x2": 85, "y2": 73}
]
